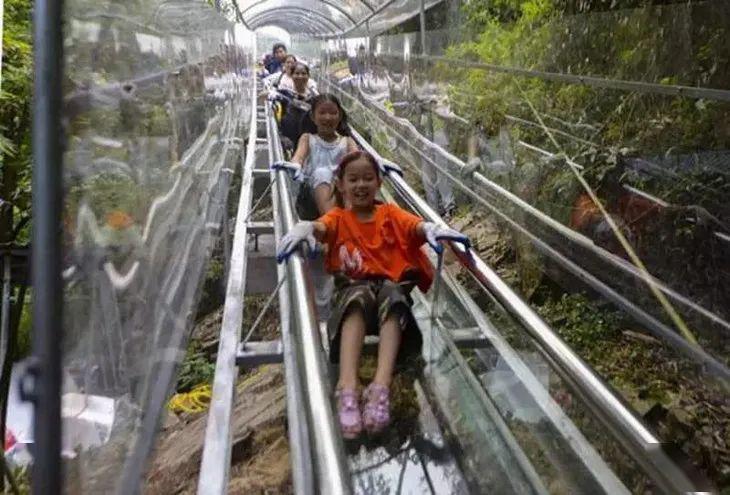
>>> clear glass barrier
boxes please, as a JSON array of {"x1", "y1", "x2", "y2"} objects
[
  {"x1": 368, "y1": 186, "x2": 644, "y2": 493},
  {"x1": 61, "y1": 1, "x2": 254, "y2": 491},
  {"x1": 314, "y1": 1, "x2": 728, "y2": 489}
]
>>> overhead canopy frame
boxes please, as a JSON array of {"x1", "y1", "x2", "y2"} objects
[
  {"x1": 247, "y1": 8, "x2": 344, "y2": 35},
  {"x1": 235, "y1": 0, "x2": 407, "y2": 37},
  {"x1": 240, "y1": 0, "x2": 359, "y2": 27}
]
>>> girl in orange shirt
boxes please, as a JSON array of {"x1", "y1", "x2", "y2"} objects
[{"x1": 277, "y1": 151, "x2": 469, "y2": 439}]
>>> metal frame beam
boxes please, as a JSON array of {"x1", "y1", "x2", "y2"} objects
[
  {"x1": 197, "y1": 68, "x2": 258, "y2": 494},
  {"x1": 248, "y1": 8, "x2": 342, "y2": 34},
  {"x1": 268, "y1": 120, "x2": 315, "y2": 495},
  {"x1": 229, "y1": 0, "x2": 253, "y2": 31},
  {"x1": 240, "y1": 0, "x2": 358, "y2": 28},
  {"x1": 249, "y1": 17, "x2": 318, "y2": 35},
  {"x1": 267, "y1": 104, "x2": 351, "y2": 493},
  {"x1": 249, "y1": 14, "x2": 322, "y2": 36},
  {"x1": 248, "y1": 7, "x2": 344, "y2": 30},
  {"x1": 317, "y1": 0, "x2": 399, "y2": 38},
  {"x1": 360, "y1": 0, "x2": 375, "y2": 12}
]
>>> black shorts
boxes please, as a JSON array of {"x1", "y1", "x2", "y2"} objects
[
  {"x1": 327, "y1": 274, "x2": 422, "y2": 363},
  {"x1": 295, "y1": 183, "x2": 320, "y2": 221}
]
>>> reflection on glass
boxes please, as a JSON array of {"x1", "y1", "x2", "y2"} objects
[
  {"x1": 61, "y1": 1, "x2": 253, "y2": 491},
  {"x1": 319, "y1": 1, "x2": 728, "y2": 489}
]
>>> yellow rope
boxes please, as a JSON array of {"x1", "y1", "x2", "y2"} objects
[
  {"x1": 166, "y1": 366, "x2": 270, "y2": 414},
  {"x1": 167, "y1": 384, "x2": 212, "y2": 414}
]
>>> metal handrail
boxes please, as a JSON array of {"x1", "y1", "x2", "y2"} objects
[
  {"x1": 267, "y1": 111, "x2": 315, "y2": 495},
  {"x1": 197, "y1": 80, "x2": 258, "y2": 494},
  {"x1": 375, "y1": 188, "x2": 629, "y2": 494},
  {"x1": 267, "y1": 103, "x2": 351, "y2": 494},
  {"x1": 351, "y1": 128, "x2": 704, "y2": 494}
]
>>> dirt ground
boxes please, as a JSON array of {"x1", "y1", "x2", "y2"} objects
[
  {"x1": 144, "y1": 363, "x2": 291, "y2": 494},
  {"x1": 145, "y1": 300, "x2": 292, "y2": 494}
]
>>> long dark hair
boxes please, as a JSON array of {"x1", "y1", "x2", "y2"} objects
[
  {"x1": 301, "y1": 93, "x2": 351, "y2": 137},
  {"x1": 333, "y1": 150, "x2": 380, "y2": 208}
]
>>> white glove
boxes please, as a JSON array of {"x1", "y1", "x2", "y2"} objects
[
  {"x1": 271, "y1": 160, "x2": 303, "y2": 182},
  {"x1": 422, "y1": 222, "x2": 470, "y2": 254},
  {"x1": 267, "y1": 89, "x2": 280, "y2": 102},
  {"x1": 277, "y1": 221, "x2": 316, "y2": 263},
  {"x1": 462, "y1": 156, "x2": 484, "y2": 177},
  {"x1": 380, "y1": 159, "x2": 403, "y2": 176}
]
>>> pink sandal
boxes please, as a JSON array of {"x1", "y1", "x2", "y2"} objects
[
  {"x1": 362, "y1": 383, "x2": 391, "y2": 434},
  {"x1": 336, "y1": 389, "x2": 362, "y2": 439}
]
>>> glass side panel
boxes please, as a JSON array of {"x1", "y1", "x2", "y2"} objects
[
  {"x1": 61, "y1": 0, "x2": 254, "y2": 491},
  {"x1": 345, "y1": 0, "x2": 445, "y2": 38},
  {"x1": 340, "y1": 191, "x2": 646, "y2": 493},
  {"x1": 313, "y1": 1, "x2": 729, "y2": 488}
]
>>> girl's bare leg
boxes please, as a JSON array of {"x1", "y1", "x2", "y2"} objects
[
  {"x1": 337, "y1": 308, "x2": 367, "y2": 390},
  {"x1": 373, "y1": 313, "x2": 402, "y2": 388}
]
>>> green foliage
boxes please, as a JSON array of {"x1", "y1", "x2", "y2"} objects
[
  {"x1": 7, "y1": 465, "x2": 31, "y2": 495},
  {"x1": 1, "y1": 0, "x2": 34, "y2": 243},
  {"x1": 66, "y1": 173, "x2": 152, "y2": 226},
  {"x1": 443, "y1": 0, "x2": 730, "y2": 204},
  {"x1": 537, "y1": 292, "x2": 622, "y2": 352},
  {"x1": 197, "y1": 255, "x2": 225, "y2": 318},
  {"x1": 13, "y1": 293, "x2": 33, "y2": 361},
  {"x1": 175, "y1": 340, "x2": 215, "y2": 393}
]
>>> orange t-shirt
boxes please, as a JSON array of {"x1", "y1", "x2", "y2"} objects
[{"x1": 318, "y1": 203, "x2": 434, "y2": 292}]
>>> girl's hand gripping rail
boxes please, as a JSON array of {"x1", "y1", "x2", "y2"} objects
[
  {"x1": 276, "y1": 221, "x2": 317, "y2": 264},
  {"x1": 271, "y1": 160, "x2": 304, "y2": 182},
  {"x1": 379, "y1": 158, "x2": 403, "y2": 177},
  {"x1": 422, "y1": 222, "x2": 471, "y2": 254}
]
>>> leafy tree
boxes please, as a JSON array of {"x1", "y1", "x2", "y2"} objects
[
  {"x1": 1, "y1": 0, "x2": 33, "y2": 491},
  {"x1": 1, "y1": 0, "x2": 33, "y2": 247}
]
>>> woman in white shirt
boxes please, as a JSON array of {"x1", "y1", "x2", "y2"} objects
[{"x1": 277, "y1": 56, "x2": 318, "y2": 94}]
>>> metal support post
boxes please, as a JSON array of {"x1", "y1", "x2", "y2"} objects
[{"x1": 29, "y1": 0, "x2": 65, "y2": 492}]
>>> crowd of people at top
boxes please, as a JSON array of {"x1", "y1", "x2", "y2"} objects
[{"x1": 261, "y1": 42, "x2": 471, "y2": 441}]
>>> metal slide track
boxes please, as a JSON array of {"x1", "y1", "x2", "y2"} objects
[{"x1": 197, "y1": 82, "x2": 704, "y2": 493}]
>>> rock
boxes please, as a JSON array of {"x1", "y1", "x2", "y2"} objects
[
  {"x1": 161, "y1": 411, "x2": 181, "y2": 431},
  {"x1": 192, "y1": 307, "x2": 224, "y2": 357},
  {"x1": 228, "y1": 433, "x2": 291, "y2": 494}
]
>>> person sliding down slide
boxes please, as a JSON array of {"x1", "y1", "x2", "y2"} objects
[
  {"x1": 276, "y1": 151, "x2": 469, "y2": 439},
  {"x1": 272, "y1": 94, "x2": 359, "y2": 219}
]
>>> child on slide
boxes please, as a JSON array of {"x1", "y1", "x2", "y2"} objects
[
  {"x1": 276, "y1": 151, "x2": 470, "y2": 439},
  {"x1": 272, "y1": 93, "x2": 359, "y2": 218}
]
